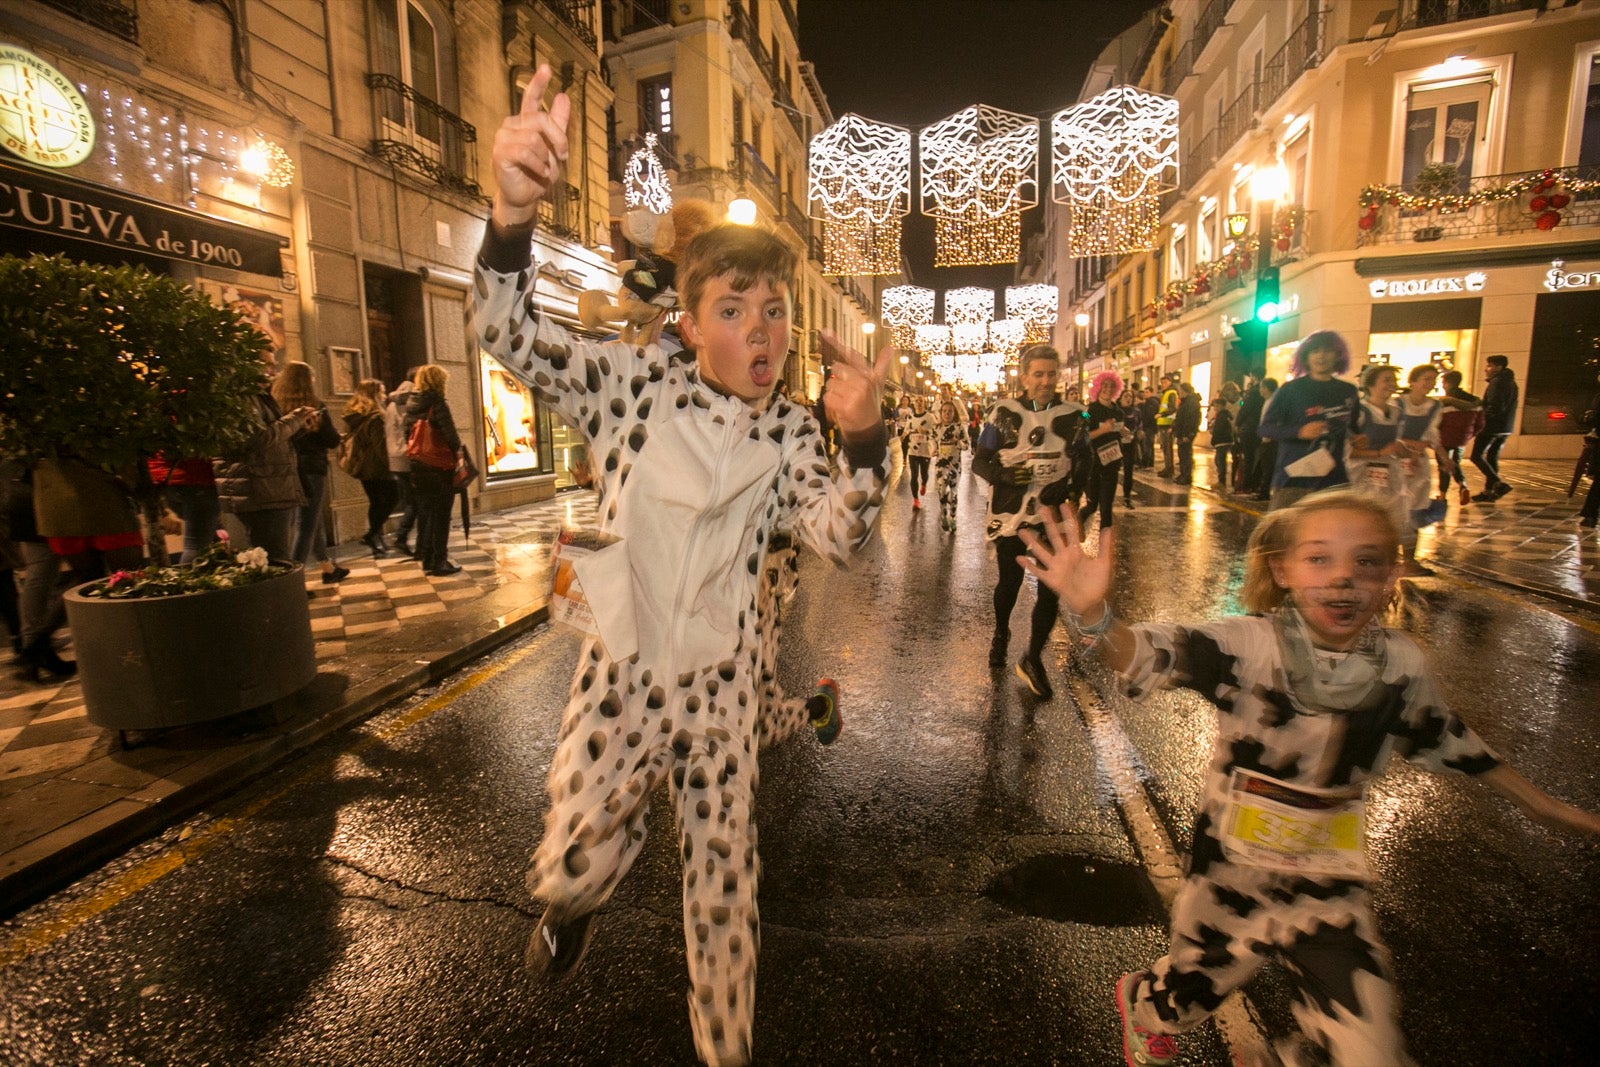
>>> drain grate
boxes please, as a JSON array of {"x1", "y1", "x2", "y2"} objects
[{"x1": 983, "y1": 854, "x2": 1164, "y2": 926}]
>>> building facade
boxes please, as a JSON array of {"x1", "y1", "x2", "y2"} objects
[
  {"x1": 0, "y1": 0, "x2": 890, "y2": 547},
  {"x1": 1039, "y1": 0, "x2": 1600, "y2": 460}
]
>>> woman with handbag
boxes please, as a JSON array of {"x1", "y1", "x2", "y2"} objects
[
  {"x1": 342, "y1": 379, "x2": 398, "y2": 558},
  {"x1": 402, "y1": 365, "x2": 464, "y2": 577},
  {"x1": 272, "y1": 361, "x2": 349, "y2": 585}
]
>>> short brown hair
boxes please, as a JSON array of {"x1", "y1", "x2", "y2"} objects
[
  {"x1": 1019, "y1": 344, "x2": 1059, "y2": 372},
  {"x1": 1241, "y1": 488, "x2": 1400, "y2": 614},
  {"x1": 678, "y1": 223, "x2": 798, "y2": 321}
]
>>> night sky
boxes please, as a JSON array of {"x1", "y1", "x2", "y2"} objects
[{"x1": 798, "y1": 0, "x2": 1163, "y2": 293}]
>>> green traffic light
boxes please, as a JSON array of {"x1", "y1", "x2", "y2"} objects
[{"x1": 1255, "y1": 301, "x2": 1280, "y2": 323}]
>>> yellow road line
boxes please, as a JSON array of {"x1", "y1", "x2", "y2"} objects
[{"x1": 0, "y1": 642, "x2": 541, "y2": 970}]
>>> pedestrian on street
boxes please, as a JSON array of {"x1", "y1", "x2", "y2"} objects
[
  {"x1": 1138, "y1": 385, "x2": 1160, "y2": 468},
  {"x1": 973, "y1": 343, "x2": 1083, "y2": 700},
  {"x1": 215, "y1": 354, "x2": 313, "y2": 563},
  {"x1": 273, "y1": 361, "x2": 349, "y2": 586},
  {"x1": 1258, "y1": 331, "x2": 1359, "y2": 511},
  {"x1": 1207, "y1": 384, "x2": 1237, "y2": 491},
  {"x1": 475, "y1": 63, "x2": 892, "y2": 1067},
  {"x1": 385, "y1": 369, "x2": 423, "y2": 556},
  {"x1": 1118, "y1": 387, "x2": 1143, "y2": 508},
  {"x1": 341, "y1": 379, "x2": 398, "y2": 559},
  {"x1": 1018, "y1": 491, "x2": 1600, "y2": 1067},
  {"x1": 1435, "y1": 369, "x2": 1482, "y2": 507},
  {"x1": 402, "y1": 364, "x2": 465, "y2": 577},
  {"x1": 1, "y1": 459, "x2": 75, "y2": 683},
  {"x1": 146, "y1": 453, "x2": 220, "y2": 565},
  {"x1": 1471, "y1": 354, "x2": 1518, "y2": 501},
  {"x1": 1349, "y1": 364, "x2": 1444, "y2": 577},
  {"x1": 1172, "y1": 382, "x2": 1201, "y2": 486},
  {"x1": 1250, "y1": 378, "x2": 1279, "y2": 501},
  {"x1": 1155, "y1": 373, "x2": 1179, "y2": 478},
  {"x1": 1235, "y1": 375, "x2": 1266, "y2": 496},
  {"x1": 903, "y1": 394, "x2": 935, "y2": 509},
  {"x1": 1578, "y1": 371, "x2": 1600, "y2": 529},
  {"x1": 1077, "y1": 370, "x2": 1125, "y2": 534},
  {"x1": 933, "y1": 395, "x2": 969, "y2": 534}
]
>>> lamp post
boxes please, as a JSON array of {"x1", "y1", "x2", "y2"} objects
[{"x1": 1073, "y1": 311, "x2": 1090, "y2": 394}]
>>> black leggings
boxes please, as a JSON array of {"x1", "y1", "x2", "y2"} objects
[
  {"x1": 1079, "y1": 462, "x2": 1118, "y2": 529},
  {"x1": 360, "y1": 477, "x2": 400, "y2": 538},
  {"x1": 909, "y1": 455, "x2": 930, "y2": 498},
  {"x1": 994, "y1": 534, "x2": 1060, "y2": 660}
]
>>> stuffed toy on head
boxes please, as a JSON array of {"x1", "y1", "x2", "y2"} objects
[{"x1": 576, "y1": 199, "x2": 719, "y2": 348}]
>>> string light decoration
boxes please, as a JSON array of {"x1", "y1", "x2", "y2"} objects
[
  {"x1": 944, "y1": 286, "x2": 995, "y2": 327},
  {"x1": 928, "y1": 354, "x2": 959, "y2": 382},
  {"x1": 881, "y1": 284, "x2": 935, "y2": 349},
  {"x1": 623, "y1": 132, "x2": 673, "y2": 215},
  {"x1": 239, "y1": 138, "x2": 294, "y2": 188},
  {"x1": 914, "y1": 324, "x2": 952, "y2": 355},
  {"x1": 1051, "y1": 86, "x2": 1178, "y2": 255},
  {"x1": 1004, "y1": 283, "x2": 1059, "y2": 344},
  {"x1": 950, "y1": 323, "x2": 987, "y2": 355},
  {"x1": 987, "y1": 318, "x2": 1025, "y2": 355},
  {"x1": 919, "y1": 104, "x2": 1038, "y2": 267},
  {"x1": 809, "y1": 114, "x2": 911, "y2": 276}
]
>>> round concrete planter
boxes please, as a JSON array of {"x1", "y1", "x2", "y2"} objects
[{"x1": 63, "y1": 564, "x2": 316, "y2": 732}]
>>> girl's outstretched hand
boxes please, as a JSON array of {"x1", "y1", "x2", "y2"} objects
[{"x1": 1018, "y1": 507, "x2": 1115, "y2": 618}]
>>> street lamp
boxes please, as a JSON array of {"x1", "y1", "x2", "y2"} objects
[
  {"x1": 727, "y1": 196, "x2": 758, "y2": 225},
  {"x1": 1073, "y1": 311, "x2": 1090, "y2": 394}
]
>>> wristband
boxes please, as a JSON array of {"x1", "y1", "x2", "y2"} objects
[{"x1": 1066, "y1": 600, "x2": 1114, "y2": 643}]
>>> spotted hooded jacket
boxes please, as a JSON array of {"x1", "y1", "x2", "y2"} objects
[{"x1": 472, "y1": 223, "x2": 889, "y2": 677}]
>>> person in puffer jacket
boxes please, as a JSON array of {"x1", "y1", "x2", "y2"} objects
[
  {"x1": 214, "y1": 358, "x2": 313, "y2": 562},
  {"x1": 476, "y1": 65, "x2": 891, "y2": 1067}
]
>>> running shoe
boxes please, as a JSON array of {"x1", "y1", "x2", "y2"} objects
[
  {"x1": 526, "y1": 905, "x2": 597, "y2": 980},
  {"x1": 810, "y1": 678, "x2": 842, "y2": 745},
  {"x1": 1457, "y1": 485, "x2": 1471, "y2": 506},
  {"x1": 1015, "y1": 656, "x2": 1053, "y2": 700},
  {"x1": 1471, "y1": 489, "x2": 1499, "y2": 502},
  {"x1": 912, "y1": 497, "x2": 922, "y2": 509},
  {"x1": 1491, "y1": 481, "x2": 1513, "y2": 499},
  {"x1": 1116, "y1": 971, "x2": 1178, "y2": 1067}
]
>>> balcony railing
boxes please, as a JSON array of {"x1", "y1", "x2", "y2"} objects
[
  {"x1": 1182, "y1": 128, "x2": 1219, "y2": 193},
  {"x1": 366, "y1": 74, "x2": 480, "y2": 198},
  {"x1": 728, "y1": 3, "x2": 782, "y2": 101},
  {"x1": 36, "y1": 0, "x2": 138, "y2": 43},
  {"x1": 1218, "y1": 82, "x2": 1257, "y2": 151},
  {"x1": 606, "y1": 0, "x2": 672, "y2": 38},
  {"x1": 1357, "y1": 165, "x2": 1600, "y2": 247},
  {"x1": 537, "y1": 181, "x2": 584, "y2": 242},
  {"x1": 735, "y1": 141, "x2": 781, "y2": 208},
  {"x1": 1259, "y1": 7, "x2": 1325, "y2": 113},
  {"x1": 1399, "y1": 0, "x2": 1540, "y2": 31},
  {"x1": 1193, "y1": 0, "x2": 1237, "y2": 60},
  {"x1": 783, "y1": 197, "x2": 811, "y2": 243},
  {"x1": 1163, "y1": 40, "x2": 1195, "y2": 95},
  {"x1": 541, "y1": 0, "x2": 597, "y2": 52}
]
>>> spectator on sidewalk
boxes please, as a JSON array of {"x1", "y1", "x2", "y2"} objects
[
  {"x1": 1471, "y1": 355, "x2": 1518, "y2": 501},
  {"x1": 1138, "y1": 384, "x2": 1160, "y2": 468},
  {"x1": 273, "y1": 361, "x2": 349, "y2": 586},
  {"x1": 342, "y1": 379, "x2": 398, "y2": 559},
  {"x1": 1259, "y1": 332, "x2": 1359, "y2": 511},
  {"x1": 1437, "y1": 369, "x2": 1483, "y2": 507},
  {"x1": 1208, "y1": 383, "x2": 1238, "y2": 491},
  {"x1": 1250, "y1": 378, "x2": 1279, "y2": 502},
  {"x1": 1235, "y1": 375, "x2": 1265, "y2": 496},
  {"x1": 1173, "y1": 382, "x2": 1201, "y2": 486},
  {"x1": 216, "y1": 356, "x2": 313, "y2": 562},
  {"x1": 385, "y1": 369, "x2": 424, "y2": 557},
  {"x1": 402, "y1": 365, "x2": 465, "y2": 577},
  {"x1": 147, "y1": 454, "x2": 220, "y2": 564},
  {"x1": 32, "y1": 455, "x2": 145, "y2": 589},
  {"x1": 1118, "y1": 387, "x2": 1143, "y2": 508},
  {"x1": 1, "y1": 459, "x2": 75, "y2": 683},
  {"x1": 1155, "y1": 374, "x2": 1179, "y2": 477}
]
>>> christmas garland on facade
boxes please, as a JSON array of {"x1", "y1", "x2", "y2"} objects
[{"x1": 1358, "y1": 167, "x2": 1598, "y2": 234}]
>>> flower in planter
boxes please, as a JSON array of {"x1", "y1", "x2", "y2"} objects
[{"x1": 81, "y1": 534, "x2": 290, "y2": 599}]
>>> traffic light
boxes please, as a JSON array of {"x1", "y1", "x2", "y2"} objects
[
  {"x1": 1254, "y1": 266, "x2": 1281, "y2": 324},
  {"x1": 1231, "y1": 318, "x2": 1268, "y2": 353}
]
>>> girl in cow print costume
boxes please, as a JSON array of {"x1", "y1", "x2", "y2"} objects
[
  {"x1": 932, "y1": 396, "x2": 969, "y2": 534},
  {"x1": 1018, "y1": 489, "x2": 1600, "y2": 1067},
  {"x1": 477, "y1": 66, "x2": 891, "y2": 1067}
]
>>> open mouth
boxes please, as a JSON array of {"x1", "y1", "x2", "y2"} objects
[
  {"x1": 748, "y1": 355, "x2": 772, "y2": 387},
  {"x1": 1319, "y1": 598, "x2": 1363, "y2": 626}
]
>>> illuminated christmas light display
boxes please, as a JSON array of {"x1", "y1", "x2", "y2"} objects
[
  {"x1": 919, "y1": 104, "x2": 1038, "y2": 267},
  {"x1": 881, "y1": 284, "x2": 934, "y2": 349},
  {"x1": 809, "y1": 114, "x2": 911, "y2": 276},
  {"x1": 950, "y1": 323, "x2": 987, "y2": 355},
  {"x1": 623, "y1": 132, "x2": 673, "y2": 215},
  {"x1": 1004, "y1": 283, "x2": 1059, "y2": 343},
  {"x1": 944, "y1": 286, "x2": 995, "y2": 326},
  {"x1": 914, "y1": 324, "x2": 951, "y2": 355},
  {"x1": 987, "y1": 318, "x2": 1025, "y2": 355},
  {"x1": 1051, "y1": 86, "x2": 1178, "y2": 255}
]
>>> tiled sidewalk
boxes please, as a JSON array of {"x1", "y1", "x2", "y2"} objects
[{"x1": 0, "y1": 491, "x2": 597, "y2": 914}]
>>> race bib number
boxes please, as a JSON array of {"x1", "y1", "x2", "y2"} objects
[
  {"x1": 549, "y1": 527, "x2": 619, "y2": 638},
  {"x1": 1027, "y1": 449, "x2": 1064, "y2": 483},
  {"x1": 938, "y1": 443, "x2": 960, "y2": 459},
  {"x1": 1095, "y1": 440, "x2": 1123, "y2": 465},
  {"x1": 1220, "y1": 770, "x2": 1369, "y2": 878}
]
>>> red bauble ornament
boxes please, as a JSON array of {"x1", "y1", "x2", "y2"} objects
[
  {"x1": 1358, "y1": 215, "x2": 1376, "y2": 230},
  {"x1": 1551, "y1": 193, "x2": 1571, "y2": 209},
  {"x1": 1537, "y1": 179, "x2": 1555, "y2": 193},
  {"x1": 1276, "y1": 238, "x2": 1292, "y2": 251},
  {"x1": 1529, "y1": 195, "x2": 1550, "y2": 212},
  {"x1": 1535, "y1": 210, "x2": 1561, "y2": 231}
]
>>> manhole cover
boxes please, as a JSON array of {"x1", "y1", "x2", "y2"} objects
[{"x1": 983, "y1": 854, "x2": 1164, "y2": 926}]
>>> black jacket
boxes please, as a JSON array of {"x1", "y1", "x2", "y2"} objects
[
  {"x1": 1236, "y1": 390, "x2": 1265, "y2": 438},
  {"x1": 292, "y1": 405, "x2": 342, "y2": 478},
  {"x1": 1174, "y1": 394, "x2": 1202, "y2": 438},
  {"x1": 1481, "y1": 369, "x2": 1518, "y2": 435}
]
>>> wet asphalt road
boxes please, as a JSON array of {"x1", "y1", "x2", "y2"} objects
[{"x1": 1, "y1": 457, "x2": 1597, "y2": 1066}]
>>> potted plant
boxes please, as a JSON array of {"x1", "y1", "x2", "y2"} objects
[{"x1": 0, "y1": 254, "x2": 315, "y2": 735}]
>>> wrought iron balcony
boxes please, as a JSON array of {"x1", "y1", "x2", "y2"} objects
[
  {"x1": 1193, "y1": 0, "x2": 1236, "y2": 60},
  {"x1": 1259, "y1": 8, "x2": 1324, "y2": 114},
  {"x1": 365, "y1": 74, "x2": 480, "y2": 198},
  {"x1": 540, "y1": 0, "x2": 597, "y2": 52},
  {"x1": 1217, "y1": 82, "x2": 1257, "y2": 151},
  {"x1": 783, "y1": 197, "x2": 812, "y2": 244},
  {"x1": 1357, "y1": 165, "x2": 1599, "y2": 247},
  {"x1": 734, "y1": 141, "x2": 781, "y2": 208},
  {"x1": 606, "y1": 0, "x2": 672, "y2": 38},
  {"x1": 1182, "y1": 128, "x2": 1218, "y2": 193},
  {"x1": 36, "y1": 0, "x2": 137, "y2": 43},
  {"x1": 1399, "y1": 0, "x2": 1540, "y2": 31},
  {"x1": 537, "y1": 181, "x2": 584, "y2": 242},
  {"x1": 1163, "y1": 40, "x2": 1194, "y2": 95},
  {"x1": 728, "y1": 3, "x2": 781, "y2": 98}
]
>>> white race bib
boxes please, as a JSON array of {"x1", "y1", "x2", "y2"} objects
[{"x1": 1220, "y1": 770, "x2": 1369, "y2": 878}]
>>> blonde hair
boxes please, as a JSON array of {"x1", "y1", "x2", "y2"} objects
[
  {"x1": 270, "y1": 360, "x2": 320, "y2": 413},
  {"x1": 1241, "y1": 488, "x2": 1401, "y2": 614},
  {"x1": 413, "y1": 364, "x2": 448, "y2": 393},
  {"x1": 343, "y1": 378, "x2": 384, "y2": 418}
]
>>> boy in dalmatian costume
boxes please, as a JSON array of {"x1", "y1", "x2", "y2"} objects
[
  {"x1": 972, "y1": 344, "x2": 1085, "y2": 700},
  {"x1": 751, "y1": 527, "x2": 841, "y2": 748},
  {"x1": 1017, "y1": 490, "x2": 1600, "y2": 1067},
  {"x1": 476, "y1": 67, "x2": 892, "y2": 1066}
]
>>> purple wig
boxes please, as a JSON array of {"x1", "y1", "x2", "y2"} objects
[
  {"x1": 1290, "y1": 330, "x2": 1351, "y2": 378},
  {"x1": 1089, "y1": 370, "x2": 1124, "y2": 402}
]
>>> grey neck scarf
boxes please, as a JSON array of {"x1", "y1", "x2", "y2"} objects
[{"x1": 1274, "y1": 601, "x2": 1388, "y2": 714}]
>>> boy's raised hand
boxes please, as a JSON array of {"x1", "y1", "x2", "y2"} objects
[
  {"x1": 819, "y1": 330, "x2": 895, "y2": 438},
  {"x1": 1018, "y1": 507, "x2": 1115, "y2": 618},
  {"x1": 491, "y1": 64, "x2": 570, "y2": 230}
]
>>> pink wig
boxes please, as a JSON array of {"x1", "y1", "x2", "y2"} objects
[{"x1": 1089, "y1": 370, "x2": 1124, "y2": 402}]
